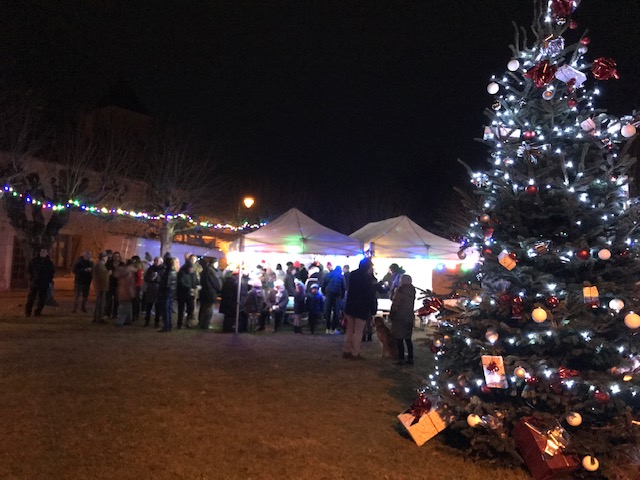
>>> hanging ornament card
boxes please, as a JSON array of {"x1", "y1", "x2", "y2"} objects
[{"x1": 481, "y1": 355, "x2": 509, "y2": 388}]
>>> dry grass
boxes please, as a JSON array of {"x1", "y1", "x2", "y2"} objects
[{"x1": 0, "y1": 289, "x2": 530, "y2": 480}]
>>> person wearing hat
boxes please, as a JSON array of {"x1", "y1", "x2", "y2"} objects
[
  {"x1": 342, "y1": 257, "x2": 378, "y2": 360},
  {"x1": 92, "y1": 252, "x2": 110, "y2": 323},
  {"x1": 305, "y1": 283, "x2": 324, "y2": 334}
]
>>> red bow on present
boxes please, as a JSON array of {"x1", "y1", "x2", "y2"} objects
[
  {"x1": 409, "y1": 394, "x2": 432, "y2": 420},
  {"x1": 512, "y1": 296, "x2": 524, "y2": 318},
  {"x1": 487, "y1": 361, "x2": 499, "y2": 373},
  {"x1": 551, "y1": 0, "x2": 574, "y2": 18},
  {"x1": 592, "y1": 57, "x2": 619, "y2": 80},
  {"x1": 525, "y1": 60, "x2": 557, "y2": 88}
]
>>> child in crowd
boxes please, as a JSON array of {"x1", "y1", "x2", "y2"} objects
[
  {"x1": 292, "y1": 280, "x2": 306, "y2": 334},
  {"x1": 305, "y1": 284, "x2": 324, "y2": 335}
]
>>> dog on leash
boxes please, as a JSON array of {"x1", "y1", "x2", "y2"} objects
[{"x1": 374, "y1": 316, "x2": 398, "y2": 360}]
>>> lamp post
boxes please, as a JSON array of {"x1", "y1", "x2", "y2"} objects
[{"x1": 235, "y1": 196, "x2": 255, "y2": 334}]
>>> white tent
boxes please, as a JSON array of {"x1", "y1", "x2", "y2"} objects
[
  {"x1": 241, "y1": 208, "x2": 362, "y2": 256},
  {"x1": 350, "y1": 215, "x2": 461, "y2": 260},
  {"x1": 350, "y1": 215, "x2": 475, "y2": 295}
]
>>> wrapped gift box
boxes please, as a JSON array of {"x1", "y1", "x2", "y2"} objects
[
  {"x1": 555, "y1": 64, "x2": 587, "y2": 87},
  {"x1": 481, "y1": 355, "x2": 508, "y2": 388},
  {"x1": 513, "y1": 417, "x2": 579, "y2": 480},
  {"x1": 582, "y1": 285, "x2": 600, "y2": 308},
  {"x1": 498, "y1": 251, "x2": 517, "y2": 271},
  {"x1": 397, "y1": 399, "x2": 454, "y2": 446}
]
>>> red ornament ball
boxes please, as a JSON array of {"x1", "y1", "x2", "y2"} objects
[
  {"x1": 576, "y1": 248, "x2": 591, "y2": 261},
  {"x1": 523, "y1": 130, "x2": 536, "y2": 139},
  {"x1": 525, "y1": 376, "x2": 539, "y2": 386},
  {"x1": 480, "y1": 385, "x2": 492, "y2": 395},
  {"x1": 567, "y1": 98, "x2": 578, "y2": 108},
  {"x1": 546, "y1": 296, "x2": 560, "y2": 309},
  {"x1": 525, "y1": 185, "x2": 539, "y2": 195},
  {"x1": 594, "y1": 390, "x2": 610, "y2": 404},
  {"x1": 569, "y1": 19, "x2": 578, "y2": 30},
  {"x1": 457, "y1": 250, "x2": 467, "y2": 260},
  {"x1": 580, "y1": 36, "x2": 591, "y2": 46},
  {"x1": 482, "y1": 246, "x2": 494, "y2": 257}
]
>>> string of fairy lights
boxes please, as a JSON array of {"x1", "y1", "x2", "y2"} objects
[{"x1": 1, "y1": 184, "x2": 266, "y2": 232}]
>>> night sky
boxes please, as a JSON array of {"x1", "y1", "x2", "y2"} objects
[{"x1": 2, "y1": 0, "x2": 640, "y2": 233}]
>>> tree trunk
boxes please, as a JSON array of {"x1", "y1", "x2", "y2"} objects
[{"x1": 159, "y1": 222, "x2": 175, "y2": 257}]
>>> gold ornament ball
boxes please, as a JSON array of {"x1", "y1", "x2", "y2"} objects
[
  {"x1": 531, "y1": 307, "x2": 548, "y2": 323},
  {"x1": 433, "y1": 338, "x2": 443, "y2": 348},
  {"x1": 624, "y1": 312, "x2": 640, "y2": 329},
  {"x1": 609, "y1": 298, "x2": 625, "y2": 311},
  {"x1": 467, "y1": 414, "x2": 483, "y2": 428},
  {"x1": 487, "y1": 82, "x2": 500, "y2": 95},
  {"x1": 514, "y1": 366, "x2": 526, "y2": 379},
  {"x1": 479, "y1": 213, "x2": 491, "y2": 223},
  {"x1": 597, "y1": 248, "x2": 611, "y2": 260},
  {"x1": 624, "y1": 374, "x2": 633, "y2": 382},
  {"x1": 582, "y1": 456, "x2": 599, "y2": 472},
  {"x1": 566, "y1": 411, "x2": 582, "y2": 427},
  {"x1": 621, "y1": 124, "x2": 637, "y2": 138}
]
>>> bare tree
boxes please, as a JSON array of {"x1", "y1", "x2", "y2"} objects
[
  {"x1": 0, "y1": 112, "x2": 131, "y2": 262},
  {"x1": 140, "y1": 126, "x2": 225, "y2": 256}
]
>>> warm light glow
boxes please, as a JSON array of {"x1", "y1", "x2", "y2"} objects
[{"x1": 243, "y1": 196, "x2": 255, "y2": 209}]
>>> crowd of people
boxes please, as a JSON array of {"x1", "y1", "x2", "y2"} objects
[{"x1": 24, "y1": 250, "x2": 418, "y2": 364}]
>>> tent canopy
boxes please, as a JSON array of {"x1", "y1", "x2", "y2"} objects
[
  {"x1": 350, "y1": 215, "x2": 461, "y2": 260},
  {"x1": 241, "y1": 208, "x2": 362, "y2": 256}
]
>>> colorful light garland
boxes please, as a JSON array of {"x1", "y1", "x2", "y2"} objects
[{"x1": 1, "y1": 184, "x2": 266, "y2": 232}]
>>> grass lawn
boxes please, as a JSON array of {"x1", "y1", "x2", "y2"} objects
[{"x1": 0, "y1": 289, "x2": 529, "y2": 480}]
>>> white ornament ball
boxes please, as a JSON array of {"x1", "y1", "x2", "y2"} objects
[
  {"x1": 621, "y1": 124, "x2": 637, "y2": 138},
  {"x1": 578, "y1": 46, "x2": 588, "y2": 54},
  {"x1": 507, "y1": 59, "x2": 520, "y2": 72},
  {"x1": 485, "y1": 330, "x2": 499, "y2": 344},
  {"x1": 531, "y1": 307, "x2": 548, "y2": 323},
  {"x1": 514, "y1": 366, "x2": 526, "y2": 379},
  {"x1": 609, "y1": 299, "x2": 625, "y2": 312},
  {"x1": 467, "y1": 414, "x2": 483, "y2": 428},
  {"x1": 580, "y1": 118, "x2": 596, "y2": 132},
  {"x1": 582, "y1": 455, "x2": 599, "y2": 472},
  {"x1": 487, "y1": 82, "x2": 500, "y2": 95},
  {"x1": 597, "y1": 248, "x2": 611, "y2": 260},
  {"x1": 566, "y1": 411, "x2": 582, "y2": 427},
  {"x1": 624, "y1": 312, "x2": 640, "y2": 329}
]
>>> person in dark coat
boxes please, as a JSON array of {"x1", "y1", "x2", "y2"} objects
[
  {"x1": 243, "y1": 279, "x2": 265, "y2": 332},
  {"x1": 305, "y1": 284, "x2": 324, "y2": 335},
  {"x1": 322, "y1": 265, "x2": 346, "y2": 334},
  {"x1": 158, "y1": 255, "x2": 177, "y2": 332},
  {"x1": 198, "y1": 258, "x2": 222, "y2": 330},
  {"x1": 220, "y1": 272, "x2": 249, "y2": 332},
  {"x1": 143, "y1": 257, "x2": 164, "y2": 328},
  {"x1": 389, "y1": 274, "x2": 416, "y2": 365},
  {"x1": 25, "y1": 248, "x2": 55, "y2": 317},
  {"x1": 176, "y1": 260, "x2": 199, "y2": 329},
  {"x1": 292, "y1": 280, "x2": 306, "y2": 334},
  {"x1": 105, "y1": 251, "x2": 124, "y2": 318},
  {"x1": 263, "y1": 279, "x2": 288, "y2": 332},
  {"x1": 284, "y1": 265, "x2": 297, "y2": 296},
  {"x1": 342, "y1": 257, "x2": 377, "y2": 360},
  {"x1": 72, "y1": 251, "x2": 94, "y2": 313}
]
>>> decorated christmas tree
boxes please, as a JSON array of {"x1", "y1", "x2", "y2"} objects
[{"x1": 422, "y1": 0, "x2": 640, "y2": 477}]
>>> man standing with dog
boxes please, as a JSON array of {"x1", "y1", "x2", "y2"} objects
[{"x1": 342, "y1": 257, "x2": 377, "y2": 360}]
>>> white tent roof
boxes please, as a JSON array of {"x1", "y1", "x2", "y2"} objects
[
  {"x1": 241, "y1": 208, "x2": 363, "y2": 256},
  {"x1": 350, "y1": 215, "x2": 461, "y2": 260}
]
